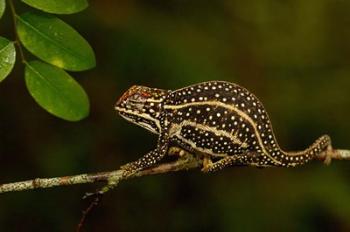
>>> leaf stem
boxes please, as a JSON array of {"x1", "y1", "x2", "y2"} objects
[{"x1": 7, "y1": 0, "x2": 26, "y2": 63}]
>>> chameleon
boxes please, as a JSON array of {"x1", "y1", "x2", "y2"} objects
[{"x1": 115, "y1": 81, "x2": 332, "y2": 174}]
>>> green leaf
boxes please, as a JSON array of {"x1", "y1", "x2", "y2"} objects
[
  {"x1": 17, "y1": 12, "x2": 96, "y2": 71},
  {"x1": 25, "y1": 60, "x2": 89, "y2": 121},
  {"x1": 22, "y1": 0, "x2": 88, "y2": 14},
  {"x1": 0, "y1": 0, "x2": 5, "y2": 19},
  {"x1": 0, "y1": 37, "x2": 16, "y2": 83}
]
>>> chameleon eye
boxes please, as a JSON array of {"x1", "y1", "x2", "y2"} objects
[
  {"x1": 141, "y1": 92, "x2": 151, "y2": 98},
  {"x1": 129, "y1": 93, "x2": 147, "y2": 103}
]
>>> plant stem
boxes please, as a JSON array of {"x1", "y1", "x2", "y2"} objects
[
  {"x1": 0, "y1": 150, "x2": 202, "y2": 194},
  {"x1": 7, "y1": 0, "x2": 26, "y2": 63},
  {"x1": 0, "y1": 148, "x2": 350, "y2": 194}
]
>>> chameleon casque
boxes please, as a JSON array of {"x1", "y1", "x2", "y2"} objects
[{"x1": 115, "y1": 81, "x2": 332, "y2": 174}]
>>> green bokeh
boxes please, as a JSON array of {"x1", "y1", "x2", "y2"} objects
[
  {"x1": 25, "y1": 60, "x2": 89, "y2": 121},
  {"x1": 0, "y1": 0, "x2": 350, "y2": 231}
]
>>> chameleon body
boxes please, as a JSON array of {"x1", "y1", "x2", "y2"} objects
[{"x1": 115, "y1": 81, "x2": 331, "y2": 174}]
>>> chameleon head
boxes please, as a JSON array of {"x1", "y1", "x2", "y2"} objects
[{"x1": 115, "y1": 85, "x2": 169, "y2": 134}]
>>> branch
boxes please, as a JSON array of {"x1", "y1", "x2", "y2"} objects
[
  {"x1": 317, "y1": 149, "x2": 350, "y2": 164},
  {"x1": 0, "y1": 148, "x2": 202, "y2": 194},
  {"x1": 0, "y1": 148, "x2": 349, "y2": 194}
]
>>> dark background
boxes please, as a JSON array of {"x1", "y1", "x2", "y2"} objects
[{"x1": 1, "y1": 0, "x2": 350, "y2": 231}]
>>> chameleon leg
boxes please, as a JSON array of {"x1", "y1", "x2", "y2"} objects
[
  {"x1": 121, "y1": 132, "x2": 170, "y2": 176},
  {"x1": 201, "y1": 156, "x2": 213, "y2": 172},
  {"x1": 96, "y1": 142, "x2": 170, "y2": 195},
  {"x1": 202, "y1": 152, "x2": 260, "y2": 173},
  {"x1": 201, "y1": 156, "x2": 240, "y2": 173}
]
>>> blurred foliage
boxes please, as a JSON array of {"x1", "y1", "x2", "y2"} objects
[{"x1": 0, "y1": 0, "x2": 350, "y2": 231}]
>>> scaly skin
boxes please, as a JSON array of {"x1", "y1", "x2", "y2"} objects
[{"x1": 115, "y1": 81, "x2": 332, "y2": 174}]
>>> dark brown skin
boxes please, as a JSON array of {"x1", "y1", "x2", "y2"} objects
[{"x1": 115, "y1": 81, "x2": 332, "y2": 174}]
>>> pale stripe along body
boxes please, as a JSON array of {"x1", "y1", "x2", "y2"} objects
[{"x1": 115, "y1": 81, "x2": 331, "y2": 174}]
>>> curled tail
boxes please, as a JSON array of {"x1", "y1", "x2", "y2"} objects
[{"x1": 280, "y1": 135, "x2": 332, "y2": 167}]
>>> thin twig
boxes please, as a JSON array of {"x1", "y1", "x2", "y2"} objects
[
  {"x1": 317, "y1": 148, "x2": 350, "y2": 165},
  {"x1": 77, "y1": 193, "x2": 102, "y2": 232},
  {"x1": 0, "y1": 149, "x2": 202, "y2": 194},
  {"x1": 0, "y1": 148, "x2": 349, "y2": 194}
]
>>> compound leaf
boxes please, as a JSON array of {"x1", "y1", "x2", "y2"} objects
[
  {"x1": 25, "y1": 60, "x2": 89, "y2": 121},
  {"x1": 22, "y1": 0, "x2": 88, "y2": 14},
  {"x1": 17, "y1": 12, "x2": 95, "y2": 71},
  {"x1": 0, "y1": 37, "x2": 16, "y2": 83}
]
